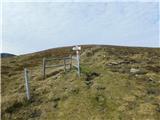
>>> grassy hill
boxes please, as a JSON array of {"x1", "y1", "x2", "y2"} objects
[
  {"x1": 0, "y1": 53, "x2": 16, "y2": 58},
  {"x1": 1, "y1": 45, "x2": 160, "y2": 120}
]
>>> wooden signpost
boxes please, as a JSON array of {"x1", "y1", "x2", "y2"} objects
[
  {"x1": 72, "y1": 45, "x2": 81, "y2": 77},
  {"x1": 24, "y1": 68, "x2": 30, "y2": 100}
]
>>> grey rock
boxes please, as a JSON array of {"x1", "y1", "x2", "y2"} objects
[{"x1": 130, "y1": 68, "x2": 140, "y2": 74}]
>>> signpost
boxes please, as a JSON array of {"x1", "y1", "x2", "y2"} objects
[
  {"x1": 24, "y1": 68, "x2": 30, "y2": 100},
  {"x1": 72, "y1": 45, "x2": 81, "y2": 77}
]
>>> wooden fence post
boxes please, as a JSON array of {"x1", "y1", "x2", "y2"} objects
[
  {"x1": 64, "y1": 58, "x2": 66, "y2": 72},
  {"x1": 70, "y1": 54, "x2": 72, "y2": 70},
  {"x1": 24, "y1": 68, "x2": 30, "y2": 100},
  {"x1": 43, "y1": 58, "x2": 46, "y2": 79},
  {"x1": 77, "y1": 51, "x2": 80, "y2": 77}
]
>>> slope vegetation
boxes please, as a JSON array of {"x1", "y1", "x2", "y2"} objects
[{"x1": 1, "y1": 45, "x2": 160, "y2": 120}]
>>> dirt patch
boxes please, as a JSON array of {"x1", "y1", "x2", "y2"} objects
[
  {"x1": 84, "y1": 72, "x2": 100, "y2": 88},
  {"x1": 86, "y1": 72, "x2": 100, "y2": 81}
]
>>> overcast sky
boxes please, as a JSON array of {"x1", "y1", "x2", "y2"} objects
[{"x1": 1, "y1": 1, "x2": 159, "y2": 55}]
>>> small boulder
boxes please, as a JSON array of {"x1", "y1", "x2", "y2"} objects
[
  {"x1": 130, "y1": 68, "x2": 148, "y2": 75},
  {"x1": 108, "y1": 62, "x2": 119, "y2": 66},
  {"x1": 130, "y1": 68, "x2": 140, "y2": 74}
]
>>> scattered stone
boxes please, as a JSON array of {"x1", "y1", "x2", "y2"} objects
[
  {"x1": 130, "y1": 68, "x2": 140, "y2": 74},
  {"x1": 108, "y1": 60, "x2": 132, "y2": 66},
  {"x1": 146, "y1": 77, "x2": 157, "y2": 84},
  {"x1": 130, "y1": 68, "x2": 147, "y2": 75},
  {"x1": 108, "y1": 62, "x2": 119, "y2": 66}
]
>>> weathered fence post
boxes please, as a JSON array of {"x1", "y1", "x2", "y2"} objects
[
  {"x1": 64, "y1": 58, "x2": 66, "y2": 72},
  {"x1": 70, "y1": 54, "x2": 72, "y2": 70},
  {"x1": 77, "y1": 51, "x2": 80, "y2": 77},
  {"x1": 24, "y1": 68, "x2": 30, "y2": 100},
  {"x1": 43, "y1": 58, "x2": 46, "y2": 79}
]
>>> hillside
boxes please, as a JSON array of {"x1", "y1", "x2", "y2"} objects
[
  {"x1": 0, "y1": 53, "x2": 16, "y2": 58},
  {"x1": 1, "y1": 45, "x2": 160, "y2": 120}
]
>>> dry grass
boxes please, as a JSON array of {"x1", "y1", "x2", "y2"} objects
[{"x1": 1, "y1": 45, "x2": 160, "y2": 120}]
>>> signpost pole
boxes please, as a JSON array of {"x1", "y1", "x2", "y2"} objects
[
  {"x1": 77, "y1": 51, "x2": 80, "y2": 77},
  {"x1": 24, "y1": 68, "x2": 30, "y2": 100},
  {"x1": 72, "y1": 45, "x2": 81, "y2": 77}
]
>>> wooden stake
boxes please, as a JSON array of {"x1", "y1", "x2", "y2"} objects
[
  {"x1": 64, "y1": 58, "x2": 66, "y2": 72},
  {"x1": 77, "y1": 51, "x2": 80, "y2": 77},
  {"x1": 43, "y1": 58, "x2": 46, "y2": 79},
  {"x1": 24, "y1": 68, "x2": 30, "y2": 100},
  {"x1": 70, "y1": 54, "x2": 72, "y2": 70}
]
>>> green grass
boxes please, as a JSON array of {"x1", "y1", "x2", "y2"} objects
[{"x1": 1, "y1": 45, "x2": 160, "y2": 120}]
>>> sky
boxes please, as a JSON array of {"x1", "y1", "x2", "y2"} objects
[{"x1": 1, "y1": 0, "x2": 159, "y2": 55}]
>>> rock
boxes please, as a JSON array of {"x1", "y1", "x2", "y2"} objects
[
  {"x1": 108, "y1": 60, "x2": 131, "y2": 66},
  {"x1": 108, "y1": 62, "x2": 119, "y2": 66},
  {"x1": 130, "y1": 68, "x2": 140, "y2": 74},
  {"x1": 130, "y1": 68, "x2": 148, "y2": 75}
]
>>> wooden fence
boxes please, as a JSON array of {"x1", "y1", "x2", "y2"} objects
[
  {"x1": 71, "y1": 55, "x2": 80, "y2": 77},
  {"x1": 43, "y1": 56, "x2": 71, "y2": 79},
  {"x1": 43, "y1": 55, "x2": 80, "y2": 79},
  {"x1": 23, "y1": 54, "x2": 80, "y2": 100}
]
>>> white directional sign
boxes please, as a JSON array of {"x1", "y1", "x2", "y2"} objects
[{"x1": 72, "y1": 46, "x2": 81, "y2": 51}]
